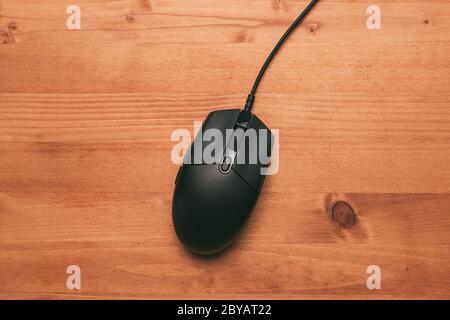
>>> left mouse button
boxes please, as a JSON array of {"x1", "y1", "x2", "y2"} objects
[{"x1": 175, "y1": 166, "x2": 182, "y2": 185}]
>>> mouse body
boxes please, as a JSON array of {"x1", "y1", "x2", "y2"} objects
[{"x1": 172, "y1": 109, "x2": 272, "y2": 255}]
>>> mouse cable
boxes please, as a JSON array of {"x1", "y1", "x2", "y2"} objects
[{"x1": 243, "y1": 0, "x2": 320, "y2": 112}]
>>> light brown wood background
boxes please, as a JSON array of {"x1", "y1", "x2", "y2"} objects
[{"x1": 0, "y1": 0, "x2": 449, "y2": 299}]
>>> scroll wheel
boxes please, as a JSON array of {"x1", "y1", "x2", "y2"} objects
[{"x1": 220, "y1": 156, "x2": 233, "y2": 173}]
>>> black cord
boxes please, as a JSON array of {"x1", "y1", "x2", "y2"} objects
[{"x1": 244, "y1": 0, "x2": 320, "y2": 112}]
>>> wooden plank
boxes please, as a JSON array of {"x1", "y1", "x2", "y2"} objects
[
  {"x1": 0, "y1": 192, "x2": 449, "y2": 298},
  {"x1": 0, "y1": 1, "x2": 449, "y2": 94},
  {"x1": 0, "y1": 141, "x2": 449, "y2": 194},
  {"x1": 0, "y1": 0, "x2": 449, "y2": 298}
]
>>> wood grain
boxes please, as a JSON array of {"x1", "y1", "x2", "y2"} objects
[{"x1": 0, "y1": 0, "x2": 449, "y2": 299}]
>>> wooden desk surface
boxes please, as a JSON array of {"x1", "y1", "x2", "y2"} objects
[{"x1": 0, "y1": 0, "x2": 449, "y2": 299}]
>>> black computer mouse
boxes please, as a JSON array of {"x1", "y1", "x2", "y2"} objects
[
  {"x1": 171, "y1": 0, "x2": 320, "y2": 255},
  {"x1": 172, "y1": 109, "x2": 273, "y2": 255}
]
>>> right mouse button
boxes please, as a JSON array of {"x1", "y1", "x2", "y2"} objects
[{"x1": 233, "y1": 115, "x2": 273, "y2": 191}]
